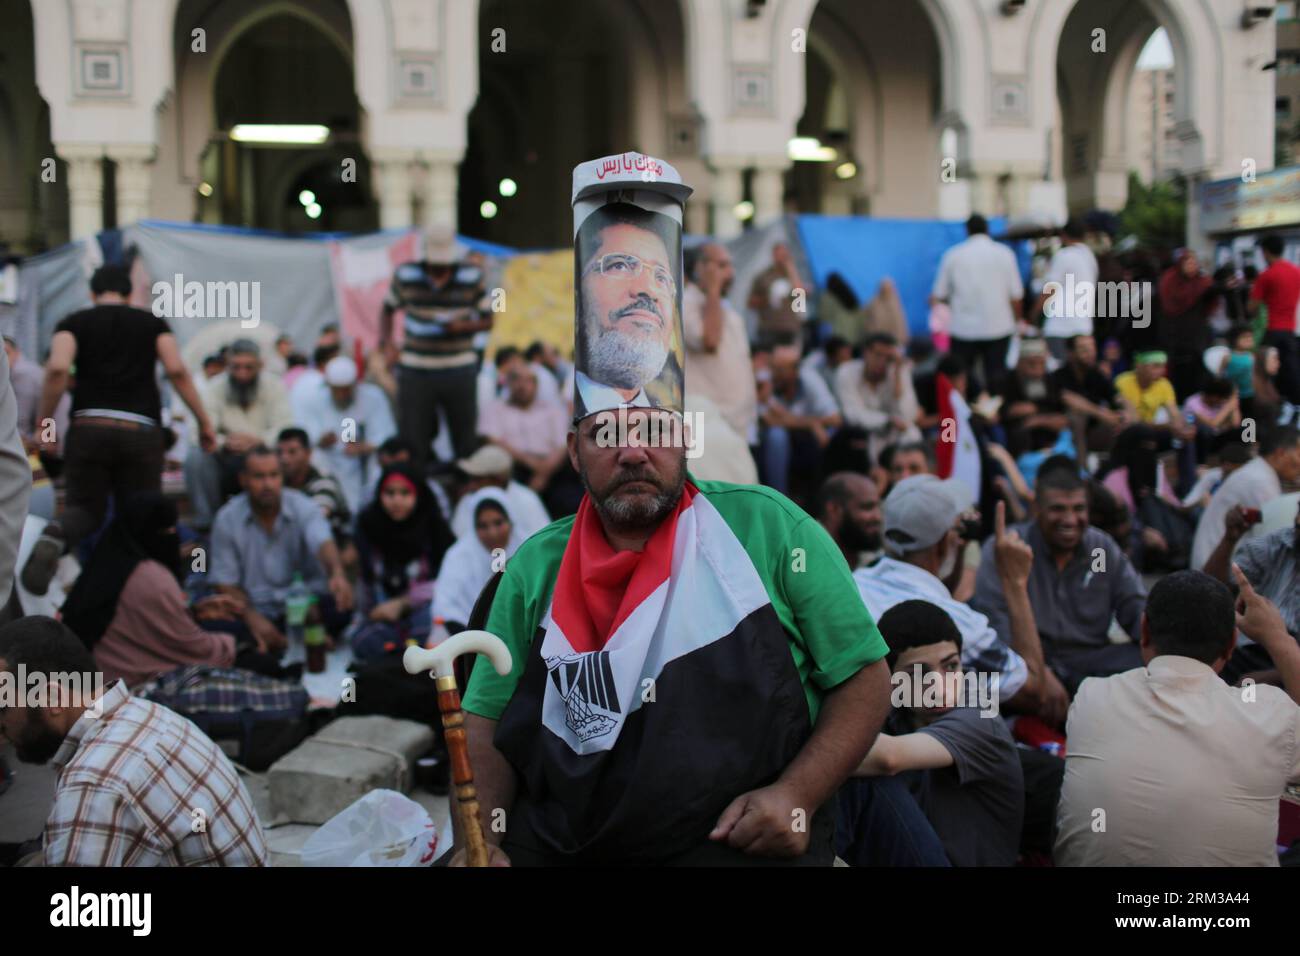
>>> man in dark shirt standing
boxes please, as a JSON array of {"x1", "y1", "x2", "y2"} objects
[
  {"x1": 23, "y1": 265, "x2": 215, "y2": 594},
  {"x1": 380, "y1": 225, "x2": 493, "y2": 471}
]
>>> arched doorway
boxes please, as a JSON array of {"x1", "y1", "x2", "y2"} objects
[
  {"x1": 795, "y1": 0, "x2": 944, "y2": 218},
  {"x1": 0, "y1": 0, "x2": 65, "y2": 252},
  {"x1": 1054, "y1": 0, "x2": 1186, "y2": 214},
  {"x1": 462, "y1": 0, "x2": 689, "y2": 248},
  {"x1": 161, "y1": 0, "x2": 375, "y2": 232}
]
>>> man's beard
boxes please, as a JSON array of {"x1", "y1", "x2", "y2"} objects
[
  {"x1": 842, "y1": 521, "x2": 882, "y2": 554},
  {"x1": 228, "y1": 376, "x2": 259, "y2": 409},
  {"x1": 12, "y1": 716, "x2": 64, "y2": 765},
  {"x1": 581, "y1": 458, "x2": 685, "y2": 534},
  {"x1": 584, "y1": 301, "x2": 670, "y2": 391}
]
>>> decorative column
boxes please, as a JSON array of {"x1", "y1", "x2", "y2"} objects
[
  {"x1": 424, "y1": 157, "x2": 459, "y2": 232},
  {"x1": 709, "y1": 160, "x2": 745, "y2": 239},
  {"x1": 107, "y1": 144, "x2": 155, "y2": 227},
  {"x1": 59, "y1": 144, "x2": 106, "y2": 240},
  {"x1": 752, "y1": 160, "x2": 789, "y2": 227},
  {"x1": 372, "y1": 149, "x2": 417, "y2": 230}
]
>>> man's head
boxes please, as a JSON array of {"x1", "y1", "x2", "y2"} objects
[
  {"x1": 882, "y1": 474, "x2": 973, "y2": 579},
  {"x1": 567, "y1": 408, "x2": 686, "y2": 541},
  {"x1": 1061, "y1": 217, "x2": 1086, "y2": 244},
  {"x1": 316, "y1": 323, "x2": 341, "y2": 351},
  {"x1": 0, "y1": 617, "x2": 100, "y2": 765},
  {"x1": 878, "y1": 600, "x2": 964, "y2": 723},
  {"x1": 1016, "y1": 337, "x2": 1049, "y2": 381},
  {"x1": 276, "y1": 334, "x2": 294, "y2": 359},
  {"x1": 1261, "y1": 425, "x2": 1300, "y2": 483},
  {"x1": 240, "y1": 445, "x2": 283, "y2": 512},
  {"x1": 1134, "y1": 351, "x2": 1168, "y2": 387},
  {"x1": 1067, "y1": 334, "x2": 1097, "y2": 369},
  {"x1": 202, "y1": 352, "x2": 226, "y2": 379},
  {"x1": 691, "y1": 242, "x2": 735, "y2": 297},
  {"x1": 966, "y1": 214, "x2": 989, "y2": 237},
  {"x1": 770, "y1": 344, "x2": 803, "y2": 394},
  {"x1": 504, "y1": 364, "x2": 539, "y2": 408},
  {"x1": 862, "y1": 333, "x2": 898, "y2": 382},
  {"x1": 1034, "y1": 458, "x2": 1088, "y2": 555},
  {"x1": 276, "y1": 428, "x2": 312, "y2": 485},
  {"x1": 1202, "y1": 376, "x2": 1234, "y2": 409},
  {"x1": 324, "y1": 355, "x2": 358, "y2": 408},
  {"x1": 525, "y1": 340, "x2": 560, "y2": 370},
  {"x1": 378, "y1": 435, "x2": 416, "y2": 470},
  {"x1": 456, "y1": 443, "x2": 513, "y2": 493},
  {"x1": 577, "y1": 203, "x2": 678, "y2": 394},
  {"x1": 816, "y1": 472, "x2": 883, "y2": 554},
  {"x1": 90, "y1": 265, "x2": 131, "y2": 304},
  {"x1": 771, "y1": 242, "x2": 791, "y2": 267},
  {"x1": 1140, "y1": 570, "x2": 1236, "y2": 668},
  {"x1": 824, "y1": 336, "x2": 852, "y2": 369},
  {"x1": 888, "y1": 442, "x2": 933, "y2": 487},
  {"x1": 1259, "y1": 234, "x2": 1285, "y2": 262},
  {"x1": 226, "y1": 339, "x2": 263, "y2": 407},
  {"x1": 313, "y1": 343, "x2": 341, "y2": 371}
]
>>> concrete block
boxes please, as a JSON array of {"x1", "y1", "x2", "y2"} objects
[{"x1": 268, "y1": 716, "x2": 435, "y2": 825}]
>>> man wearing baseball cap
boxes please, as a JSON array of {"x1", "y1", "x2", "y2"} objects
[
  {"x1": 854, "y1": 475, "x2": 1048, "y2": 716},
  {"x1": 296, "y1": 355, "x2": 395, "y2": 513},
  {"x1": 449, "y1": 443, "x2": 551, "y2": 541}
]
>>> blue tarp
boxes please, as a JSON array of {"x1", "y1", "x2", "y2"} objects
[{"x1": 794, "y1": 214, "x2": 1032, "y2": 337}]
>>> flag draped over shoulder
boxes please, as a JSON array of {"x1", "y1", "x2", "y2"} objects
[
  {"x1": 493, "y1": 483, "x2": 813, "y2": 860},
  {"x1": 935, "y1": 372, "x2": 982, "y2": 505}
]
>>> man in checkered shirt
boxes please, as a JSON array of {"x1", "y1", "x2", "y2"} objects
[{"x1": 0, "y1": 616, "x2": 267, "y2": 866}]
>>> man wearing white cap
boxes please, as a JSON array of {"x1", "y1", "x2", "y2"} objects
[
  {"x1": 297, "y1": 355, "x2": 396, "y2": 513},
  {"x1": 854, "y1": 476, "x2": 1049, "y2": 716}
]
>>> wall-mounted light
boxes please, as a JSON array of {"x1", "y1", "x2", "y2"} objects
[
  {"x1": 305, "y1": 203, "x2": 323, "y2": 220},
  {"x1": 197, "y1": 182, "x2": 214, "y2": 197},
  {"x1": 481, "y1": 201, "x2": 498, "y2": 219},
  {"x1": 734, "y1": 201, "x2": 755, "y2": 221},
  {"x1": 835, "y1": 162, "x2": 858, "y2": 180},
  {"x1": 499, "y1": 178, "x2": 517, "y2": 198},
  {"x1": 230, "y1": 124, "x2": 330, "y2": 145},
  {"x1": 788, "y1": 137, "x2": 837, "y2": 162}
]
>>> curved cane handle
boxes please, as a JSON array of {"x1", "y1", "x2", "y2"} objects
[{"x1": 403, "y1": 630, "x2": 513, "y2": 681}]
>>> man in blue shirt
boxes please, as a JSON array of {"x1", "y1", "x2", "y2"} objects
[{"x1": 208, "y1": 447, "x2": 354, "y2": 652}]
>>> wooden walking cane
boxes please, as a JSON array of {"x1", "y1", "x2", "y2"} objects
[{"x1": 404, "y1": 631, "x2": 512, "y2": 867}]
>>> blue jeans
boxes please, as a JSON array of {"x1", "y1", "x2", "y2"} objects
[{"x1": 835, "y1": 776, "x2": 951, "y2": 867}]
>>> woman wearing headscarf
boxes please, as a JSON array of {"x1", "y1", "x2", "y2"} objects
[
  {"x1": 432, "y1": 488, "x2": 523, "y2": 633},
  {"x1": 352, "y1": 463, "x2": 456, "y2": 659},
  {"x1": 60, "y1": 491, "x2": 238, "y2": 689},
  {"x1": 1157, "y1": 249, "x2": 1218, "y2": 402}
]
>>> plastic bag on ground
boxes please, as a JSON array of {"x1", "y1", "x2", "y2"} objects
[{"x1": 300, "y1": 789, "x2": 438, "y2": 867}]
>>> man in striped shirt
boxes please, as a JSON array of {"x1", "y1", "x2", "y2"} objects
[
  {"x1": 380, "y1": 225, "x2": 493, "y2": 470},
  {"x1": 0, "y1": 616, "x2": 267, "y2": 866}
]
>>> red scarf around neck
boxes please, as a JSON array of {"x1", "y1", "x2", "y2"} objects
[{"x1": 550, "y1": 482, "x2": 697, "y2": 653}]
